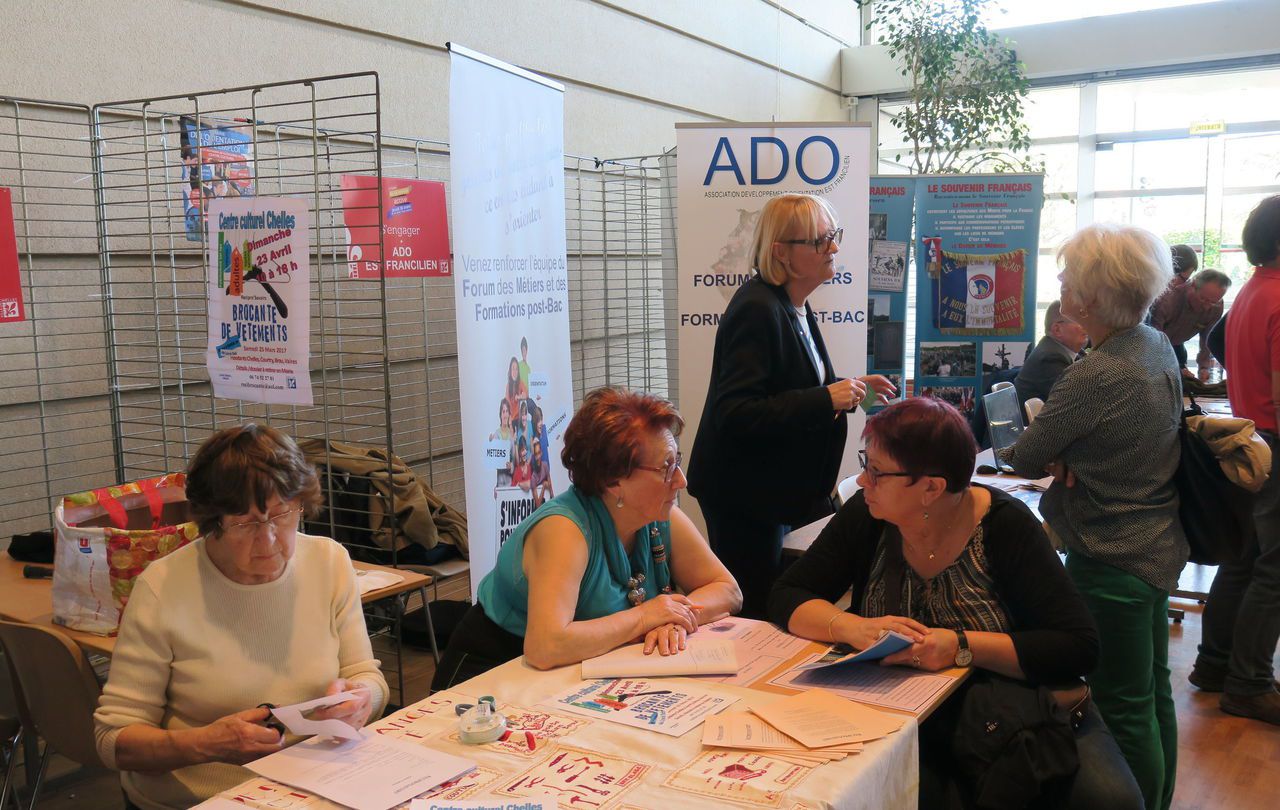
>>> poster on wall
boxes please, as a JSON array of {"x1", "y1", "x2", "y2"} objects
[
  {"x1": 675, "y1": 123, "x2": 872, "y2": 528},
  {"x1": 912, "y1": 174, "x2": 1042, "y2": 417},
  {"x1": 204, "y1": 196, "x2": 313, "y2": 406},
  {"x1": 866, "y1": 177, "x2": 916, "y2": 410},
  {"x1": 181, "y1": 118, "x2": 254, "y2": 242},
  {"x1": 340, "y1": 176, "x2": 452, "y2": 279},
  {"x1": 0, "y1": 188, "x2": 24, "y2": 324},
  {"x1": 449, "y1": 43, "x2": 574, "y2": 596}
]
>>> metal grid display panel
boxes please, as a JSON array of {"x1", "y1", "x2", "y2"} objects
[
  {"x1": 0, "y1": 97, "x2": 113, "y2": 539},
  {"x1": 91, "y1": 74, "x2": 395, "y2": 539},
  {"x1": 359, "y1": 139, "x2": 675, "y2": 515}
]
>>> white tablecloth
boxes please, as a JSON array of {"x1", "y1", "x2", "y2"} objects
[{"x1": 210, "y1": 655, "x2": 920, "y2": 810}]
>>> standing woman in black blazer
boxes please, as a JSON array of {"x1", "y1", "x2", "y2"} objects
[{"x1": 687, "y1": 194, "x2": 894, "y2": 618}]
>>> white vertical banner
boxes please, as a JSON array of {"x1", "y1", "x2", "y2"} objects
[
  {"x1": 675, "y1": 124, "x2": 871, "y2": 528},
  {"x1": 449, "y1": 44, "x2": 574, "y2": 597}
]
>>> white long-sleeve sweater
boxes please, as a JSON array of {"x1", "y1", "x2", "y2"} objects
[{"x1": 94, "y1": 533, "x2": 388, "y2": 809}]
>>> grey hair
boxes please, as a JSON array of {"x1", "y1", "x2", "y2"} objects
[
  {"x1": 1191, "y1": 269, "x2": 1232, "y2": 290},
  {"x1": 1058, "y1": 224, "x2": 1172, "y2": 330}
]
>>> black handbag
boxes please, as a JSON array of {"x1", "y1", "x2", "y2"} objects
[
  {"x1": 950, "y1": 673, "x2": 1080, "y2": 809},
  {"x1": 1175, "y1": 398, "x2": 1254, "y2": 565}
]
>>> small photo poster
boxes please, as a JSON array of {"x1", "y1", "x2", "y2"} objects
[
  {"x1": 982, "y1": 340, "x2": 1030, "y2": 373},
  {"x1": 920, "y1": 385, "x2": 977, "y2": 421},
  {"x1": 869, "y1": 240, "x2": 907, "y2": 292},
  {"x1": 919, "y1": 341, "x2": 976, "y2": 378},
  {"x1": 341, "y1": 176, "x2": 452, "y2": 278},
  {"x1": 0, "y1": 188, "x2": 24, "y2": 323}
]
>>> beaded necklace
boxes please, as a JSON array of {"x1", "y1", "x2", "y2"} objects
[{"x1": 619, "y1": 524, "x2": 674, "y2": 606}]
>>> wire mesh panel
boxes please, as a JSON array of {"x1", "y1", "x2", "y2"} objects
[
  {"x1": 0, "y1": 97, "x2": 112, "y2": 541},
  {"x1": 353, "y1": 141, "x2": 677, "y2": 519},
  {"x1": 91, "y1": 73, "x2": 394, "y2": 536}
]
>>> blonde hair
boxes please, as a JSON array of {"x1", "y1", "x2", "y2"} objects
[
  {"x1": 1058, "y1": 224, "x2": 1172, "y2": 330},
  {"x1": 751, "y1": 194, "x2": 839, "y2": 286}
]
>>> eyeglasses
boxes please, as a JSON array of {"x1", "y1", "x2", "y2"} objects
[
  {"x1": 780, "y1": 228, "x2": 843, "y2": 253},
  {"x1": 222, "y1": 507, "x2": 302, "y2": 539},
  {"x1": 635, "y1": 452, "x2": 683, "y2": 484},
  {"x1": 857, "y1": 449, "x2": 919, "y2": 485}
]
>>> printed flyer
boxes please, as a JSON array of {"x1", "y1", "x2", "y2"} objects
[
  {"x1": 912, "y1": 174, "x2": 1042, "y2": 421},
  {"x1": 664, "y1": 750, "x2": 811, "y2": 808},
  {"x1": 866, "y1": 176, "x2": 916, "y2": 409},
  {"x1": 341, "y1": 176, "x2": 452, "y2": 279},
  {"x1": 547, "y1": 677, "x2": 736, "y2": 737},
  {"x1": 495, "y1": 745, "x2": 647, "y2": 810},
  {"x1": 205, "y1": 197, "x2": 313, "y2": 405},
  {"x1": 181, "y1": 117, "x2": 253, "y2": 242},
  {"x1": 0, "y1": 187, "x2": 22, "y2": 323}
]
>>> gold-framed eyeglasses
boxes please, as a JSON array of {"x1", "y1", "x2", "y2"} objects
[
  {"x1": 222, "y1": 507, "x2": 302, "y2": 539},
  {"x1": 780, "y1": 228, "x2": 843, "y2": 253},
  {"x1": 635, "y1": 453, "x2": 683, "y2": 484}
]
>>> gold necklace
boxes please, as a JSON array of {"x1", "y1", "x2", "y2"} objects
[{"x1": 904, "y1": 490, "x2": 970, "y2": 561}]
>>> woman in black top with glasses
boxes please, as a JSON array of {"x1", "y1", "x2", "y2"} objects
[{"x1": 687, "y1": 193, "x2": 894, "y2": 618}]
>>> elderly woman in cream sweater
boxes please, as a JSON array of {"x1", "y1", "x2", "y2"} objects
[{"x1": 94, "y1": 424, "x2": 387, "y2": 810}]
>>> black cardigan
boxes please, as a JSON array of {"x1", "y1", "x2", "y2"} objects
[
  {"x1": 686, "y1": 276, "x2": 846, "y2": 524},
  {"x1": 768, "y1": 486, "x2": 1099, "y2": 685}
]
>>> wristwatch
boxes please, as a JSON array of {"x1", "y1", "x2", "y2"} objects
[{"x1": 954, "y1": 627, "x2": 973, "y2": 667}]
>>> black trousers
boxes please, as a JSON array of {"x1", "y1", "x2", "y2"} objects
[
  {"x1": 703, "y1": 497, "x2": 832, "y2": 620},
  {"x1": 430, "y1": 601, "x2": 525, "y2": 692}
]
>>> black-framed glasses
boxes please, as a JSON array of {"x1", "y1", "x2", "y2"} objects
[
  {"x1": 780, "y1": 228, "x2": 843, "y2": 253},
  {"x1": 635, "y1": 452, "x2": 683, "y2": 484},
  {"x1": 856, "y1": 449, "x2": 917, "y2": 485}
]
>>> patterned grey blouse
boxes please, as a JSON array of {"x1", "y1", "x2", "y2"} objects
[
  {"x1": 999, "y1": 324, "x2": 1188, "y2": 592},
  {"x1": 862, "y1": 524, "x2": 1012, "y2": 634}
]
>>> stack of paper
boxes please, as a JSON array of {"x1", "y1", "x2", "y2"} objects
[
  {"x1": 701, "y1": 689, "x2": 904, "y2": 768},
  {"x1": 581, "y1": 637, "x2": 739, "y2": 678}
]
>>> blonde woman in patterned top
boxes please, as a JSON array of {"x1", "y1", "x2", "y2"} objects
[{"x1": 771, "y1": 397, "x2": 1142, "y2": 810}]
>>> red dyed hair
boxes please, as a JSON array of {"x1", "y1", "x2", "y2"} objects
[
  {"x1": 561, "y1": 387, "x2": 684, "y2": 496},
  {"x1": 862, "y1": 397, "x2": 976, "y2": 493}
]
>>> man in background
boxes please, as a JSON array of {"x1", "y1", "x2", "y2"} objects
[
  {"x1": 1150, "y1": 268, "x2": 1231, "y2": 380},
  {"x1": 1190, "y1": 195, "x2": 1280, "y2": 725},
  {"x1": 1014, "y1": 300, "x2": 1088, "y2": 405}
]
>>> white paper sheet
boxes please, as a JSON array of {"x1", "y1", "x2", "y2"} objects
[
  {"x1": 581, "y1": 637, "x2": 738, "y2": 679},
  {"x1": 270, "y1": 691, "x2": 367, "y2": 740},
  {"x1": 247, "y1": 731, "x2": 475, "y2": 810},
  {"x1": 695, "y1": 617, "x2": 811, "y2": 687}
]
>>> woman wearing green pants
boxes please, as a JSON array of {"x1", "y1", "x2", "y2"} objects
[{"x1": 1002, "y1": 223, "x2": 1189, "y2": 810}]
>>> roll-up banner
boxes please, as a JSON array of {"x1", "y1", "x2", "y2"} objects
[
  {"x1": 449, "y1": 44, "x2": 574, "y2": 596},
  {"x1": 867, "y1": 176, "x2": 916, "y2": 409},
  {"x1": 912, "y1": 174, "x2": 1043, "y2": 422},
  {"x1": 675, "y1": 123, "x2": 871, "y2": 529}
]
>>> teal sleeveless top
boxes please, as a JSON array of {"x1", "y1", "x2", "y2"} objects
[{"x1": 476, "y1": 485, "x2": 673, "y2": 638}]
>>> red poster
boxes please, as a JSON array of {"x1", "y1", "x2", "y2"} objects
[
  {"x1": 341, "y1": 176, "x2": 451, "y2": 278},
  {"x1": 0, "y1": 188, "x2": 24, "y2": 323}
]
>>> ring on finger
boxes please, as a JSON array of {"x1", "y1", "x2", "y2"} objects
[{"x1": 911, "y1": 655, "x2": 922, "y2": 668}]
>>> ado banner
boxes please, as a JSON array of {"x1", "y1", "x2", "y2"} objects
[
  {"x1": 449, "y1": 44, "x2": 574, "y2": 595},
  {"x1": 340, "y1": 176, "x2": 451, "y2": 278},
  {"x1": 675, "y1": 122, "x2": 871, "y2": 523},
  {"x1": 912, "y1": 174, "x2": 1042, "y2": 423},
  {"x1": 205, "y1": 197, "x2": 313, "y2": 406}
]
